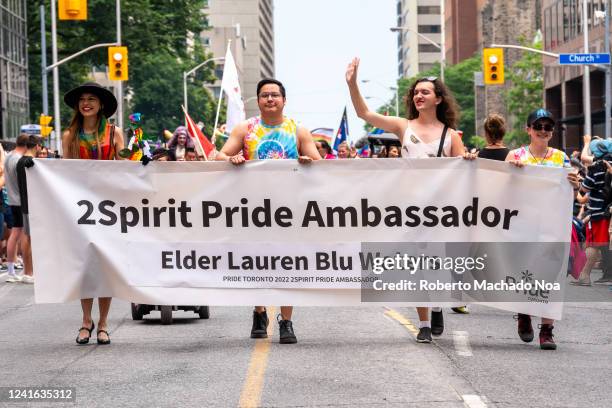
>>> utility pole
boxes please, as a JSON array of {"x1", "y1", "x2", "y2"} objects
[
  {"x1": 40, "y1": 5, "x2": 48, "y2": 116},
  {"x1": 583, "y1": 0, "x2": 592, "y2": 136},
  {"x1": 116, "y1": 0, "x2": 123, "y2": 130},
  {"x1": 51, "y1": 0, "x2": 60, "y2": 153},
  {"x1": 605, "y1": 0, "x2": 611, "y2": 139}
]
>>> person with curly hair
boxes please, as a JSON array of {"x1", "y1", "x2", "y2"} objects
[
  {"x1": 346, "y1": 57, "x2": 474, "y2": 344},
  {"x1": 167, "y1": 126, "x2": 195, "y2": 161}
]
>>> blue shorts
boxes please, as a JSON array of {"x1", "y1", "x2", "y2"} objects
[{"x1": 4, "y1": 207, "x2": 13, "y2": 229}]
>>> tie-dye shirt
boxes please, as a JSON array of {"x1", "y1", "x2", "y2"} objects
[
  {"x1": 509, "y1": 146, "x2": 570, "y2": 168},
  {"x1": 243, "y1": 116, "x2": 299, "y2": 160}
]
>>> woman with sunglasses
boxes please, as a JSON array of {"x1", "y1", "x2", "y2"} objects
[
  {"x1": 346, "y1": 58, "x2": 473, "y2": 343},
  {"x1": 505, "y1": 108, "x2": 578, "y2": 350}
]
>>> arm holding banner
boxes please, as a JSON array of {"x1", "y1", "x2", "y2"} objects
[
  {"x1": 296, "y1": 126, "x2": 322, "y2": 164},
  {"x1": 345, "y1": 58, "x2": 407, "y2": 139},
  {"x1": 216, "y1": 121, "x2": 248, "y2": 165},
  {"x1": 112, "y1": 126, "x2": 125, "y2": 160}
]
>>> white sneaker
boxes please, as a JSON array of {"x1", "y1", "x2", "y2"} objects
[
  {"x1": 14, "y1": 263, "x2": 23, "y2": 270},
  {"x1": 20, "y1": 275, "x2": 34, "y2": 284},
  {"x1": 5, "y1": 274, "x2": 22, "y2": 283}
]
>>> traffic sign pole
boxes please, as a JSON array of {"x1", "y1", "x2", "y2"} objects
[{"x1": 584, "y1": 0, "x2": 591, "y2": 137}]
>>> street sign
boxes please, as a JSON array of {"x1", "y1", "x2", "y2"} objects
[{"x1": 559, "y1": 53, "x2": 611, "y2": 65}]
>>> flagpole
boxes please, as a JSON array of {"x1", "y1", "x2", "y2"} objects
[
  {"x1": 212, "y1": 88, "x2": 224, "y2": 145},
  {"x1": 213, "y1": 40, "x2": 231, "y2": 145}
]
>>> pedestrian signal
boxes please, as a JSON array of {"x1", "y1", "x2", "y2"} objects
[
  {"x1": 108, "y1": 46, "x2": 128, "y2": 81},
  {"x1": 58, "y1": 0, "x2": 87, "y2": 20},
  {"x1": 39, "y1": 115, "x2": 53, "y2": 137},
  {"x1": 483, "y1": 48, "x2": 505, "y2": 85}
]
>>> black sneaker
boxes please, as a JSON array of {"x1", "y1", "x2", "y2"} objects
[
  {"x1": 593, "y1": 276, "x2": 612, "y2": 285},
  {"x1": 278, "y1": 315, "x2": 297, "y2": 344},
  {"x1": 515, "y1": 313, "x2": 534, "y2": 343},
  {"x1": 539, "y1": 324, "x2": 557, "y2": 350},
  {"x1": 250, "y1": 309, "x2": 269, "y2": 339},
  {"x1": 416, "y1": 327, "x2": 432, "y2": 343},
  {"x1": 431, "y1": 310, "x2": 444, "y2": 336}
]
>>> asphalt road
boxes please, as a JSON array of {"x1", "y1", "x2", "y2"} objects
[{"x1": 0, "y1": 271, "x2": 611, "y2": 408}]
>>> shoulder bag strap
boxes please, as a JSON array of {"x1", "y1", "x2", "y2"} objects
[{"x1": 437, "y1": 125, "x2": 449, "y2": 157}]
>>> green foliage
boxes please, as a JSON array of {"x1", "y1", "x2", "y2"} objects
[
  {"x1": 468, "y1": 135, "x2": 486, "y2": 149},
  {"x1": 504, "y1": 38, "x2": 544, "y2": 147},
  {"x1": 383, "y1": 54, "x2": 481, "y2": 143},
  {"x1": 27, "y1": 1, "x2": 223, "y2": 137}
]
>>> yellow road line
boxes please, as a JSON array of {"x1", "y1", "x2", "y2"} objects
[
  {"x1": 384, "y1": 307, "x2": 419, "y2": 336},
  {"x1": 238, "y1": 306, "x2": 276, "y2": 408}
]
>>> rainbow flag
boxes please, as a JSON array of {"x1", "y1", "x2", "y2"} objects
[{"x1": 311, "y1": 127, "x2": 334, "y2": 144}]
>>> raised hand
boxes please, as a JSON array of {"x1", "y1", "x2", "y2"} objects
[{"x1": 345, "y1": 57, "x2": 360, "y2": 85}]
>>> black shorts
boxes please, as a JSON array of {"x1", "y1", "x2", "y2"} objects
[{"x1": 9, "y1": 206, "x2": 23, "y2": 228}]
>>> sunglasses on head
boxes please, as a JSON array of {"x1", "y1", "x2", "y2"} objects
[
  {"x1": 531, "y1": 123, "x2": 554, "y2": 132},
  {"x1": 418, "y1": 76, "x2": 438, "y2": 83}
]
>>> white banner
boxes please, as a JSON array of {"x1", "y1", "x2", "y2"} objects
[{"x1": 28, "y1": 158, "x2": 573, "y2": 319}]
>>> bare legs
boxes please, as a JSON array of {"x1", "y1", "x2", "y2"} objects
[{"x1": 78, "y1": 297, "x2": 112, "y2": 342}]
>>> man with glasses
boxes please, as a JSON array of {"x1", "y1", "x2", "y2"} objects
[{"x1": 216, "y1": 78, "x2": 321, "y2": 344}]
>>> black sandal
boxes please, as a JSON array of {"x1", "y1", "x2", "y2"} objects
[
  {"x1": 76, "y1": 322, "x2": 95, "y2": 345},
  {"x1": 97, "y1": 329, "x2": 111, "y2": 345}
]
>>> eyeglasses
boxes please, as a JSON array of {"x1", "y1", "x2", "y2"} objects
[
  {"x1": 531, "y1": 123, "x2": 554, "y2": 132},
  {"x1": 258, "y1": 92, "x2": 283, "y2": 99}
]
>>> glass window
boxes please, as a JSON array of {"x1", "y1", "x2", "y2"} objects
[
  {"x1": 418, "y1": 43, "x2": 440, "y2": 53},
  {"x1": 418, "y1": 25, "x2": 441, "y2": 34},
  {"x1": 417, "y1": 6, "x2": 440, "y2": 14}
]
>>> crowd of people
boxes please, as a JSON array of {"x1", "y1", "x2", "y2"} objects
[{"x1": 3, "y1": 55, "x2": 609, "y2": 349}]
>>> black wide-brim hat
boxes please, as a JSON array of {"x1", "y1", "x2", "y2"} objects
[{"x1": 63, "y1": 82, "x2": 118, "y2": 118}]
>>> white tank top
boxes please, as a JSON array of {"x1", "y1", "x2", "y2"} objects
[{"x1": 401, "y1": 124, "x2": 452, "y2": 158}]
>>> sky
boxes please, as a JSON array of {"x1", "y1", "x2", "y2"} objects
[{"x1": 274, "y1": 0, "x2": 398, "y2": 142}]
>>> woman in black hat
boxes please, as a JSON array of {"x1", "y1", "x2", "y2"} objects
[
  {"x1": 63, "y1": 82, "x2": 124, "y2": 345},
  {"x1": 62, "y1": 82, "x2": 124, "y2": 160}
]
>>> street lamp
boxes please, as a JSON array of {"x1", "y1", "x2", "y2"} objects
[
  {"x1": 362, "y1": 79, "x2": 399, "y2": 116},
  {"x1": 390, "y1": 26, "x2": 445, "y2": 82},
  {"x1": 183, "y1": 57, "x2": 225, "y2": 117}
]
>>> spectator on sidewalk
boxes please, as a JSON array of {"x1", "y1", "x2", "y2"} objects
[{"x1": 3, "y1": 134, "x2": 27, "y2": 283}]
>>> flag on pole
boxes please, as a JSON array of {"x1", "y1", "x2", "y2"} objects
[
  {"x1": 182, "y1": 105, "x2": 215, "y2": 160},
  {"x1": 311, "y1": 127, "x2": 334, "y2": 145},
  {"x1": 221, "y1": 45, "x2": 245, "y2": 135},
  {"x1": 332, "y1": 107, "x2": 349, "y2": 152}
]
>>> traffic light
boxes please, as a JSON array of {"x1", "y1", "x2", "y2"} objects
[
  {"x1": 58, "y1": 0, "x2": 87, "y2": 20},
  {"x1": 483, "y1": 48, "x2": 505, "y2": 85},
  {"x1": 108, "y1": 46, "x2": 128, "y2": 81},
  {"x1": 39, "y1": 114, "x2": 53, "y2": 138}
]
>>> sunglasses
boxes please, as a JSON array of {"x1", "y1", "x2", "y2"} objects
[
  {"x1": 531, "y1": 123, "x2": 554, "y2": 132},
  {"x1": 417, "y1": 76, "x2": 438, "y2": 83}
]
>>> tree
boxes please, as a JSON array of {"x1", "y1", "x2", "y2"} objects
[
  {"x1": 27, "y1": 1, "x2": 222, "y2": 137},
  {"x1": 504, "y1": 38, "x2": 544, "y2": 147}
]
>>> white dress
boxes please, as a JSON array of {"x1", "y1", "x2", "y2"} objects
[{"x1": 401, "y1": 124, "x2": 452, "y2": 158}]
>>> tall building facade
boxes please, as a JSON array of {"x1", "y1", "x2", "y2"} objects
[
  {"x1": 444, "y1": 0, "x2": 478, "y2": 65},
  {"x1": 0, "y1": 0, "x2": 28, "y2": 139},
  {"x1": 203, "y1": 0, "x2": 275, "y2": 118},
  {"x1": 396, "y1": 0, "x2": 443, "y2": 79},
  {"x1": 542, "y1": 0, "x2": 610, "y2": 151},
  {"x1": 473, "y1": 0, "x2": 540, "y2": 137}
]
